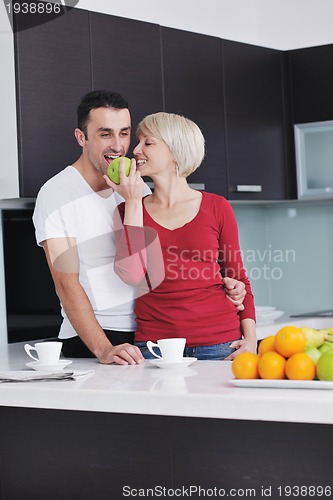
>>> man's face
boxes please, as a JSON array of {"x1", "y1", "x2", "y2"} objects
[{"x1": 81, "y1": 107, "x2": 131, "y2": 175}]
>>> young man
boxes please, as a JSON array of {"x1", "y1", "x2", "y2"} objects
[{"x1": 33, "y1": 90, "x2": 246, "y2": 365}]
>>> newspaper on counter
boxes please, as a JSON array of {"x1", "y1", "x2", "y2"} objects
[{"x1": 0, "y1": 370, "x2": 95, "y2": 382}]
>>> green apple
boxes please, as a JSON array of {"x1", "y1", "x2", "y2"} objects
[
  {"x1": 107, "y1": 156, "x2": 131, "y2": 184},
  {"x1": 304, "y1": 346, "x2": 321, "y2": 364},
  {"x1": 316, "y1": 351, "x2": 333, "y2": 381},
  {"x1": 318, "y1": 342, "x2": 333, "y2": 355}
]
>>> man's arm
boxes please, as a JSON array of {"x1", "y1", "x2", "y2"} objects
[{"x1": 43, "y1": 238, "x2": 143, "y2": 365}]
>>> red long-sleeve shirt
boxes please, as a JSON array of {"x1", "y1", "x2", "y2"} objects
[{"x1": 114, "y1": 191, "x2": 255, "y2": 347}]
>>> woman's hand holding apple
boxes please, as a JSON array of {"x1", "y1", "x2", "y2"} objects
[{"x1": 104, "y1": 157, "x2": 144, "y2": 205}]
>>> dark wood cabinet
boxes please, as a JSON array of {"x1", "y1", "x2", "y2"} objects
[
  {"x1": 1, "y1": 407, "x2": 332, "y2": 499},
  {"x1": 161, "y1": 27, "x2": 228, "y2": 196},
  {"x1": 14, "y1": 9, "x2": 300, "y2": 201},
  {"x1": 289, "y1": 44, "x2": 333, "y2": 124},
  {"x1": 222, "y1": 41, "x2": 295, "y2": 200},
  {"x1": 14, "y1": 8, "x2": 91, "y2": 197},
  {"x1": 2, "y1": 209, "x2": 61, "y2": 343},
  {"x1": 90, "y1": 13, "x2": 164, "y2": 155}
]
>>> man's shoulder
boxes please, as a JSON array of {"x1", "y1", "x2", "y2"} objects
[
  {"x1": 34, "y1": 166, "x2": 88, "y2": 219},
  {"x1": 36, "y1": 166, "x2": 88, "y2": 205},
  {"x1": 38, "y1": 166, "x2": 77, "y2": 193}
]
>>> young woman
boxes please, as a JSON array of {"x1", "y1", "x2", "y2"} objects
[{"x1": 105, "y1": 112, "x2": 256, "y2": 360}]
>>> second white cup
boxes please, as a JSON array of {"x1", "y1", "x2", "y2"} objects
[
  {"x1": 24, "y1": 341, "x2": 63, "y2": 365},
  {"x1": 146, "y1": 338, "x2": 186, "y2": 363}
]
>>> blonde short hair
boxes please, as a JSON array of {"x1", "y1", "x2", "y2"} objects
[{"x1": 136, "y1": 112, "x2": 205, "y2": 177}]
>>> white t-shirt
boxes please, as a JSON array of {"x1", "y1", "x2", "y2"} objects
[{"x1": 32, "y1": 166, "x2": 151, "y2": 339}]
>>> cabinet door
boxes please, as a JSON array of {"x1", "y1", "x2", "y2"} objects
[
  {"x1": 223, "y1": 41, "x2": 293, "y2": 200},
  {"x1": 14, "y1": 8, "x2": 91, "y2": 197},
  {"x1": 161, "y1": 28, "x2": 228, "y2": 196},
  {"x1": 289, "y1": 44, "x2": 333, "y2": 124},
  {"x1": 90, "y1": 13, "x2": 163, "y2": 155}
]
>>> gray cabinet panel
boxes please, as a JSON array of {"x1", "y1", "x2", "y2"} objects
[
  {"x1": 14, "y1": 9, "x2": 91, "y2": 197},
  {"x1": 90, "y1": 13, "x2": 164, "y2": 154},
  {"x1": 223, "y1": 41, "x2": 294, "y2": 200},
  {"x1": 161, "y1": 27, "x2": 228, "y2": 196},
  {"x1": 289, "y1": 44, "x2": 333, "y2": 124}
]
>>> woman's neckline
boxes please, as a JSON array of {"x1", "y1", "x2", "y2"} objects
[{"x1": 143, "y1": 191, "x2": 205, "y2": 232}]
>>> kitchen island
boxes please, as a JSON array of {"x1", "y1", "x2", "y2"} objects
[{"x1": 0, "y1": 340, "x2": 333, "y2": 499}]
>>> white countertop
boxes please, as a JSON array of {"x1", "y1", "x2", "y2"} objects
[
  {"x1": 1, "y1": 340, "x2": 333, "y2": 425},
  {"x1": 256, "y1": 315, "x2": 333, "y2": 339}
]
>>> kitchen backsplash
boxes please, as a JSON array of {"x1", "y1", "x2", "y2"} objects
[
  {"x1": 232, "y1": 201, "x2": 333, "y2": 313},
  {"x1": 1, "y1": 200, "x2": 333, "y2": 344}
]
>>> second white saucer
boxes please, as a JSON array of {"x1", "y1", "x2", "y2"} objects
[
  {"x1": 26, "y1": 360, "x2": 73, "y2": 372},
  {"x1": 148, "y1": 357, "x2": 197, "y2": 369}
]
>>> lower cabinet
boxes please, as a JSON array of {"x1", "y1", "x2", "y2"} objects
[{"x1": 0, "y1": 407, "x2": 332, "y2": 499}]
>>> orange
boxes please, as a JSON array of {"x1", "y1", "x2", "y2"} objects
[
  {"x1": 258, "y1": 336, "x2": 276, "y2": 356},
  {"x1": 258, "y1": 351, "x2": 286, "y2": 379},
  {"x1": 285, "y1": 353, "x2": 316, "y2": 381},
  {"x1": 231, "y1": 352, "x2": 259, "y2": 379},
  {"x1": 274, "y1": 326, "x2": 306, "y2": 358}
]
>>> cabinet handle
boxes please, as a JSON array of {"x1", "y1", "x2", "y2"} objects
[
  {"x1": 146, "y1": 182, "x2": 205, "y2": 190},
  {"x1": 236, "y1": 185, "x2": 262, "y2": 193},
  {"x1": 188, "y1": 183, "x2": 205, "y2": 190}
]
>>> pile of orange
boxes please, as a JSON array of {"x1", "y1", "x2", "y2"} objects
[{"x1": 232, "y1": 326, "x2": 316, "y2": 381}]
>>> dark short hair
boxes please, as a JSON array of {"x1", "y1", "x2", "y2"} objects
[{"x1": 77, "y1": 90, "x2": 129, "y2": 138}]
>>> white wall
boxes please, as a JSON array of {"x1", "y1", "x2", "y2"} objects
[
  {"x1": 0, "y1": 212, "x2": 8, "y2": 344},
  {"x1": 76, "y1": 0, "x2": 333, "y2": 50},
  {"x1": 256, "y1": 0, "x2": 333, "y2": 50},
  {"x1": 0, "y1": 2, "x2": 19, "y2": 200}
]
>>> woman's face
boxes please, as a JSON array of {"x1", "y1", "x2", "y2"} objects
[{"x1": 133, "y1": 133, "x2": 176, "y2": 178}]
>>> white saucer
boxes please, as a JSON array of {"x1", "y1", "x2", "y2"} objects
[
  {"x1": 148, "y1": 357, "x2": 197, "y2": 369},
  {"x1": 26, "y1": 360, "x2": 73, "y2": 372}
]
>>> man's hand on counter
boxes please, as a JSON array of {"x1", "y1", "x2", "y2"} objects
[{"x1": 98, "y1": 343, "x2": 145, "y2": 365}]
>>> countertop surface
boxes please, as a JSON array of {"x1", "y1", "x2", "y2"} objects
[
  {"x1": 1, "y1": 340, "x2": 333, "y2": 425},
  {"x1": 256, "y1": 315, "x2": 333, "y2": 339}
]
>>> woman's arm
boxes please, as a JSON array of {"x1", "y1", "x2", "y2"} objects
[
  {"x1": 218, "y1": 198, "x2": 256, "y2": 322},
  {"x1": 217, "y1": 198, "x2": 257, "y2": 357},
  {"x1": 104, "y1": 160, "x2": 148, "y2": 285},
  {"x1": 225, "y1": 319, "x2": 257, "y2": 360},
  {"x1": 113, "y1": 205, "x2": 148, "y2": 285}
]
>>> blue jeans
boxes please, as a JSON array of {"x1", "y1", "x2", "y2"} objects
[{"x1": 135, "y1": 340, "x2": 238, "y2": 361}]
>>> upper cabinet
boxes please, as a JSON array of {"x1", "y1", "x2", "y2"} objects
[
  {"x1": 222, "y1": 41, "x2": 296, "y2": 200},
  {"x1": 13, "y1": 8, "x2": 306, "y2": 200},
  {"x1": 90, "y1": 13, "x2": 163, "y2": 154},
  {"x1": 14, "y1": 10, "x2": 163, "y2": 198},
  {"x1": 161, "y1": 28, "x2": 228, "y2": 196},
  {"x1": 289, "y1": 44, "x2": 333, "y2": 124},
  {"x1": 14, "y1": 9, "x2": 91, "y2": 197}
]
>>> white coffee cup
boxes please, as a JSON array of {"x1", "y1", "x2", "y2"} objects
[
  {"x1": 146, "y1": 338, "x2": 186, "y2": 363},
  {"x1": 24, "y1": 342, "x2": 63, "y2": 365}
]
